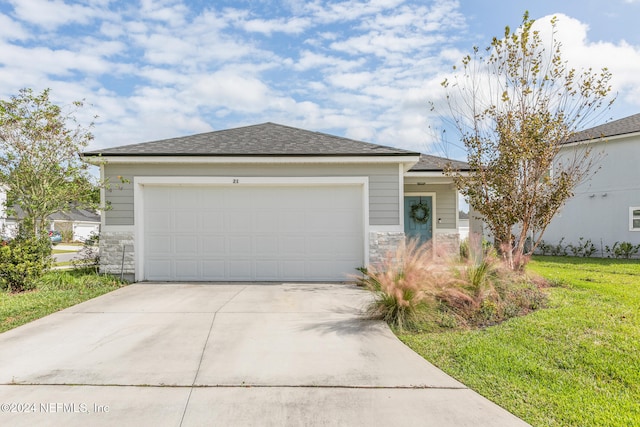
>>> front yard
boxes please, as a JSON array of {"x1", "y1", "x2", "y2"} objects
[
  {"x1": 399, "y1": 256, "x2": 640, "y2": 426},
  {"x1": 0, "y1": 269, "x2": 126, "y2": 333}
]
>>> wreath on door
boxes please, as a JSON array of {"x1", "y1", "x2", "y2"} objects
[{"x1": 409, "y1": 198, "x2": 430, "y2": 224}]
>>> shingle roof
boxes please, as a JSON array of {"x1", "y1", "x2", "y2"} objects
[
  {"x1": 83, "y1": 122, "x2": 419, "y2": 157},
  {"x1": 408, "y1": 154, "x2": 469, "y2": 172},
  {"x1": 7, "y1": 206, "x2": 99, "y2": 223},
  {"x1": 568, "y1": 113, "x2": 640, "y2": 143},
  {"x1": 48, "y1": 208, "x2": 100, "y2": 223}
]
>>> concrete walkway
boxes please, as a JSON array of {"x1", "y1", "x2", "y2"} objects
[{"x1": 0, "y1": 283, "x2": 529, "y2": 426}]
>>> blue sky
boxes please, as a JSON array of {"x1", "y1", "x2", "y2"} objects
[{"x1": 1, "y1": 0, "x2": 639, "y2": 158}]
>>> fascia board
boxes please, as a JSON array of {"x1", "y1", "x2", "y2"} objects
[{"x1": 84, "y1": 155, "x2": 421, "y2": 165}]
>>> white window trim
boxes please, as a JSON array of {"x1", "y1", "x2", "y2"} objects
[{"x1": 630, "y1": 207, "x2": 640, "y2": 231}]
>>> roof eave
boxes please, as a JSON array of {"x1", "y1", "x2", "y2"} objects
[{"x1": 83, "y1": 154, "x2": 421, "y2": 165}]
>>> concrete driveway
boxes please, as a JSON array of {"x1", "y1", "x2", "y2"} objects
[{"x1": 0, "y1": 283, "x2": 529, "y2": 426}]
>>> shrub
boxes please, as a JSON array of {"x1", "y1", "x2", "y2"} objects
[
  {"x1": 537, "y1": 240, "x2": 552, "y2": 256},
  {"x1": 605, "y1": 241, "x2": 640, "y2": 259},
  {"x1": 72, "y1": 232, "x2": 100, "y2": 271},
  {"x1": 0, "y1": 234, "x2": 52, "y2": 292},
  {"x1": 549, "y1": 238, "x2": 567, "y2": 256},
  {"x1": 359, "y1": 239, "x2": 547, "y2": 331},
  {"x1": 567, "y1": 237, "x2": 596, "y2": 257}
]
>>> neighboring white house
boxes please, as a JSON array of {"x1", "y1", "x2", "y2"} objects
[
  {"x1": 0, "y1": 186, "x2": 100, "y2": 241},
  {"x1": 49, "y1": 209, "x2": 101, "y2": 242},
  {"x1": 542, "y1": 113, "x2": 640, "y2": 256},
  {"x1": 83, "y1": 122, "x2": 469, "y2": 282}
]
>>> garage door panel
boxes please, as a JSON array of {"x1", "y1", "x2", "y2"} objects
[
  {"x1": 202, "y1": 260, "x2": 226, "y2": 279},
  {"x1": 255, "y1": 235, "x2": 279, "y2": 255},
  {"x1": 226, "y1": 211, "x2": 251, "y2": 232},
  {"x1": 145, "y1": 188, "x2": 171, "y2": 209},
  {"x1": 228, "y1": 260, "x2": 253, "y2": 279},
  {"x1": 175, "y1": 235, "x2": 198, "y2": 253},
  {"x1": 228, "y1": 236, "x2": 252, "y2": 254},
  {"x1": 279, "y1": 236, "x2": 306, "y2": 254},
  {"x1": 143, "y1": 184, "x2": 364, "y2": 281},
  {"x1": 147, "y1": 235, "x2": 171, "y2": 254},
  {"x1": 282, "y1": 260, "x2": 306, "y2": 278},
  {"x1": 201, "y1": 211, "x2": 224, "y2": 231},
  {"x1": 202, "y1": 235, "x2": 226, "y2": 254},
  {"x1": 146, "y1": 260, "x2": 172, "y2": 279},
  {"x1": 279, "y1": 211, "x2": 306, "y2": 231},
  {"x1": 174, "y1": 188, "x2": 199, "y2": 206},
  {"x1": 147, "y1": 211, "x2": 171, "y2": 230},
  {"x1": 335, "y1": 236, "x2": 363, "y2": 255},
  {"x1": 255, "y1": 261, "x2": 279, "y2": 279},
  {"x1": 255, "y1": 210, "x2": 279, "y2": 230},
  {"x1": 175, "y1": 260, "x2": 199, "y2": 279},
  {"x1": 173, "y1": 211, "x2": 198, "y2": 231}
]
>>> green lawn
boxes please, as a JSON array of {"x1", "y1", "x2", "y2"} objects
[
  {"x1": 399, "y1": 256, "x2": 640, "y2": 427},
  {"x1": 0, "y1": 269, "x2": 126, "y2": 333}
]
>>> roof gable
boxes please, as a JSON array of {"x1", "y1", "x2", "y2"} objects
[
  {"x1": 408, "y1": 154, "x2": 469, "y2": 172},
  {"x1": 83, "y1": 122, "x2": 419, "y2": 157}
]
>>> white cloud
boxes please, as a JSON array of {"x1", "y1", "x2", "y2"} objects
[
  {"x1": 240, "y1": 16, "x2": 312, "y2": 35},
  {"x1": 534, "y1": 14, "x2": 640, "y2": 110},
  {"x1": 8, "y1": 0, "x2": 102, "y2": 29},
  {"x1": 0, "y1": 0, "x2": 638, "y2": 158},
  {"x1": 0, "y1": 13, "x2": 29, "y2": 40}
]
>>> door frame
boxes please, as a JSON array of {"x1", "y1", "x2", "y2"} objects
[{"x1": 403, "y1": 192, "x2": 436, "y2": 243}]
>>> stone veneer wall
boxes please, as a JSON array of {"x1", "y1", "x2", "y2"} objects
[
  {"x1": 368, "y1": 231, "x2": 406, "y2": 266},
  {"x1": 100, "y1": 230, "x2": 135, "y2": 279},
  {"x1": 368, "y1": 231, "x2": 461, "y2": 267},
  {"x1": 434, "y1": 232, "x2": 460, "y2": 258}
]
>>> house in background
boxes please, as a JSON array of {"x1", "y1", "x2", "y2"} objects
[
  {"x1": 0, "y1": 186, "x2": 100, "y2": 241},
  {"x1": 83, "y1": 122, "x2": 468, "y2": 282},
  {"x1": 49, "y1": 209, "x2": 100, "y2": 242},
  {"x1": 542, "y1": 113, "x2": 640, "y2": 255}
]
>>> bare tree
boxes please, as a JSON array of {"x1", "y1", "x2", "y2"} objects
[{"x1": 437, "y1": 12, "x2": 614, "y2": 270}]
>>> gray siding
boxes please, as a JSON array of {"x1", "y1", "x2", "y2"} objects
[
  {"x1": 404, "y1": 183, "x2": 457, "y2": 229},
  {"x1": 103, "y1": 162, "x2": 400, "y2": 226},
  {"x1": 544, "y1": 136, "x2": 640, "y2": 251}
]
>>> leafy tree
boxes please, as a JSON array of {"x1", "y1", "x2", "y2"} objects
[
  {"x1": 0, "y1": 88, "x2": 97, "y2": 235},
  {"x1": 438, "y1": 12, "x2": 614, "y2": 270}
]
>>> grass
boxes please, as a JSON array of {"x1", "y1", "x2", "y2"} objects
[
  {"x1": 0, "y1": 268, "x2": 127, "y2": 333},
  {"x1": 51, "y1": 248, "x2": 78, "y2": 254},
  {"x1": 398, "y1": 256, "x2": 640, "y2": 427}
]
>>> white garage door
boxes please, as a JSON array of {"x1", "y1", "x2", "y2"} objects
[{"x1": 142, "y1": 184, "x2": 364, "y2": 281}]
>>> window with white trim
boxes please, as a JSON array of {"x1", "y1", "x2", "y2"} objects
[{"x1": 630, "y1": 207, "x2": 640, "y2": 231}]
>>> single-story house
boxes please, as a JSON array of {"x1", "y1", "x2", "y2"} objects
[
  {"x1": 0, "y1": 186, "x2": 100, "y2": 242},
  {"x1": 49, "y1": 209, "x2": 101, "y2": 242},
  {"x1": 542, "y1": 113, "x2": 640, "y2": 255},
  {"x1": 83, "y1": 122, "x2": 468, "y2": 282}
]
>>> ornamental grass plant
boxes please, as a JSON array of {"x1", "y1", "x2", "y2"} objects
[
  {"x1": 358, "y1": 237, "x2": 547, "y2": 331},
  {"x1": 357, "y1": 238, "x2": 461, "y2": 331}
]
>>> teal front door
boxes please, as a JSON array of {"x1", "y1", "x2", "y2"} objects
[{"x1": 404, "y1": 196, "x2": 433, "y2": 244}]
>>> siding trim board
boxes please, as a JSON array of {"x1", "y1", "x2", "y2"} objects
[{"x1": 90, "y1": 155, "x2": 419, "y2": 166}]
